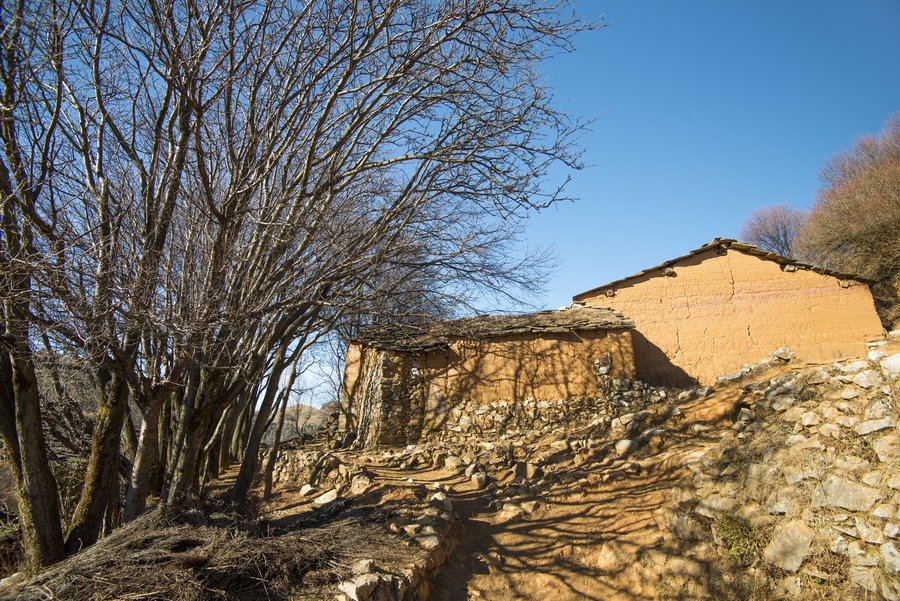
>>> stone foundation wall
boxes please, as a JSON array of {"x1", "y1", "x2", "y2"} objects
[{"x1": 423, "y1": 375, "x2": 664, "y2": 445}]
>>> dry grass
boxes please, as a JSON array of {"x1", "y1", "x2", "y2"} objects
[
  {"x1": 715, "y1": 515, "x2": 762, "y2": 567},
  {"x1": 10, "y1": 502, "x2": 408, "y2": 601}
]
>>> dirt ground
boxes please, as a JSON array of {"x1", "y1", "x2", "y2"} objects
[
  {"x1": 249, "y1": 368, "x2": 773, "y2": 601},
  {"x1": 349, "y1": 373, "x2": 759, "y2": 601},
  {"x1": 426, "y1": 431, "x2": 733, "y2": 598},
  {"x1": 6, "y1": 346, "x2": 896, "y2": 600}
]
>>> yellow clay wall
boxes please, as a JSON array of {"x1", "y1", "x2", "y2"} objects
[
  {"x1": 342, "y1": 329, "x2": 635, "y2": 446},
  {"x1": 578, "y1": 249, "x2": 884, "y2": 385}
]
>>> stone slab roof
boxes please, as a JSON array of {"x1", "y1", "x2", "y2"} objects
[
  {"x1": 353, "y1": 306, "x2": 634, "y2": 352},
  {"x1": 572, "y1": 237, "x2": 874, "y2": 302}
]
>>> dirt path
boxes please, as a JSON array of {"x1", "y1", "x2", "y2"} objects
[
  {"x1": 256, "y1": 365, "x2": 785, "y2": 600},
  {"x1": 425, "y1": 376, "x2": 767, "y2": 601},
  {"x1": 428, "y1": 452, "x2": 698, "y2": 600}
]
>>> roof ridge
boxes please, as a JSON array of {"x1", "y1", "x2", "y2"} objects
[
  {"x1": 354, "y1": 306, "x2": 634, "y2": 352},
  {"x1": 572, "y1": 238, "x2": 872, "y2": 302}
]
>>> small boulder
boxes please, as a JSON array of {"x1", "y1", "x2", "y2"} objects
[
  {"x1": 614, "y1": 439, "x2": 639, "y2": 457},
  {"x1": 855, "y1": 417, "x2": 895, "y2": 436},
  {"x1": 840, "y1": 359, "x2": 870, "y2": 374},
  {"x1": 696, "y1": 494, "x2": 737, "y2": 518},
  {"x1": 444, "y1": 455, "x2": 465, "y2": 471},
  {"x1": 800, "y1": 411, "x2": 821, "y2": 427},
  {"x1": 763, "y1": 519, "x2": 815, "y2": 572},
  {"x1": 337, "y1": 574, "x2": 381, "y2": 601},
  {"x1": 811, "y1": 475, "x2": 880, "y2": 512},
  {"x1": 881, "y1": 353, "x2": 900, "y2": 379},
  {"x1": 856, "y1": 516, "x2": 886, "y2": 544},
  {"x1": 313, "y1": 488, "x2": 339, "y2": 506},
  {"x1": 595, "y1": 541, "x2": 633, "y2": 572},
  {"x1": 874, "y1": 436, "x2": 900, "y2": 463},
  {"x1": 350, "y1": 475, "x2": 372, "y2": 495},
  {"x1": 806, "y1": 368, "x2": 830, "y2": 385},
  {"x1": 884, "y1": 542, "x2": 900, "y2": 572},
  {"x1": 352, "y1": 559, "x2": 377, "y2": 575},
  {"x1": 853, "y1": 370, "x2": 880, "y2": 389},
  {"x1": 513, "y1": 461, "x2": 541, "y2": 482},
  {"x1": 471, "y1": 472, "x2": 489, "y2": 490},
  {"x1": 429, "y1": 491, "x2": 453, "y2": 512},
  {"x1": 766, "y1": 488, "x2": 800, "y2": 516},
  {"x1": 869, "y1": 349, "x2": 886, "y2": 362},
  {"x1": 849, "y1": 566, "x2": 879, "y2": 593},
  {"x1": 772, "y1": 348, "x2": 795, "y2": 362},
  {"x1": 865, "y1": 398, "x2": 893, "y2": 420},
  {"x1": 841, "y1": 387, "x2": 861, "y2": 400}
]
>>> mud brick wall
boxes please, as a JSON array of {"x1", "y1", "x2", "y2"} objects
[
  {"x1": 577, "y1": 248, "x2": 884, "y2": 386},
  {"x1": 343, "y1": 329, "x2": 635, "y2": 448}
]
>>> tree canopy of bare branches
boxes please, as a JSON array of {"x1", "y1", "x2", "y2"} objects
[
  {"x1": 0, "y1": 0, "x2": 596, "y2": 570},
  {"x1": 798, "y1": 112, "x2": 900, "y2": 328},
  {"x1": 738, "y1": 204, "x2": 806, "y2": 258}
]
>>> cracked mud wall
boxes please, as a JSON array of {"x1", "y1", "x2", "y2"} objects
[
  {"x1": 420, "y1": 329, "x2": 634, "y2": 433},
  {"x1": 343, "y1": 329, "x2": 635, "y2": 447},
  {"x1": 578, "y1": 248, "x2": 884, "y2": 386}
]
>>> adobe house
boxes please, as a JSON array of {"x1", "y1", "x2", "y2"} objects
[
  {"x1": 573, "y1": 238, "x2": 885, "y2": 386},
  {"x1": 342, "y1": 306, "x2": 635, "y2": 448}
]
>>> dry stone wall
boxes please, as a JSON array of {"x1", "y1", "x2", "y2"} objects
[
  {"x1": 423, "y1": 373, "x2": 665, "y2": 445},
  {"x1": 654, "y1": 342, "x2": 900, "y2": 599}
]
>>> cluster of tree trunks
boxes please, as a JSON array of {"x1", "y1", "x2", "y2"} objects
[{"x1": 0, "y1": 0, "x2": 592, "y2": 572}]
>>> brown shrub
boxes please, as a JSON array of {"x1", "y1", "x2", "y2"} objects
[{"x1": 798, "y1": 112, "x2": 900, "y2": 328}]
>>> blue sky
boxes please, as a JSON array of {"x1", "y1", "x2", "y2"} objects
[{"x1": 522, "y1": 1, "x2": 900, "y2": 310}]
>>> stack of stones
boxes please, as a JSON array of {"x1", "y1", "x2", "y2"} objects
[
  {"x1": 653, "y1": 344, "x2": 900, "y2": 600},
  {"x1": 425, "y1": 377, "x2": 667, "y2": 445},
  {"x1": 335, "y1": 491, "x2": 458, "y2": 601}
]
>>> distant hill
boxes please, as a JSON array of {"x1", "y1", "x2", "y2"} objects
[{"x1": 263, "y1": 403, "x2": 330, "y2": 444}]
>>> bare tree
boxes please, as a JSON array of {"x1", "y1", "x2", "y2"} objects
[
  {"x1": 798, "y1": 112, "x2": 900, "y2": 328},
  {"x1": 739, "y1": 204, "x2": 806, "y2": 257},
  {"x1": 0, "y1": 0, "x2": 597, "y2": 568}
]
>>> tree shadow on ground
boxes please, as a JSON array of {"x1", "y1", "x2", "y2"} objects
[{"x1": 425, "y1": 381, "x2": 775, "y2": 601}]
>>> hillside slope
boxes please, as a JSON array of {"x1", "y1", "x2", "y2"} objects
[{"x1": 4, "y1": 339, "x2": 899, "y2": 600}]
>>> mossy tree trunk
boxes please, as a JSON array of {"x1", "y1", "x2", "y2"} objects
[{"x1": 65, "y1": 370, "x2": 129, "y2": 553}]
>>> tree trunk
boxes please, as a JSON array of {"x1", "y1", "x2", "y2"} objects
[
  {"x1": 122, "y1": 410, "x2": 138, "y2": 463},
  {"x1": 123, "y1": 393, "x2": 165, "y2": 521},
  {"x1": 230, "y1": 391, "x2": 254, "y2": 463},
  {"x1": 163, "y1": 363, "x2": 201, "y2": 504},
  {"x1": 65, "y1": 371, "x2": 128, "y2": 553},
  {"x1": 237, "y1": 396, "x2": 253, "y2": 460},
  {"x1": 155, "y1": 397, "x2": 171, "y2": 499},
  {"x1": 218, "y1": 400, "x2": 241, "y2": 469},
  {"x1": 167, "y1": 409, "x2": 212, "y2": 504},
  {"x1": 263, "y1": 389, "x2": 289, "y2": 500},
  {"x1": 103, "y1": 472, "x2": 121, "y2": 535},
  {"x1": 0, "y1": 350, "x2": 66, "y2": 571},
  {"x1": 232, "y1": 346, "x2": 288, "y2": 506}
]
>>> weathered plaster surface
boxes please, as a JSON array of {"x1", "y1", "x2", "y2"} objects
[
  {"x1": 578, "y1": 249, "x2": 884, "y2": 385},
  {"x1": 421, "y1": 330, "x2": 633, "y2": 429},
  {"x1": 343, "y1": 329, "x2": 635, "y2": 447}
]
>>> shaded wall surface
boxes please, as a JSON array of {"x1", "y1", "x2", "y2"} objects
[
  {"x1": 343, "y1": 329, "x2": 635, "y2": 447},
  {"x1": 578, "y1": 249, "x2": 884, "y2": 386}
]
